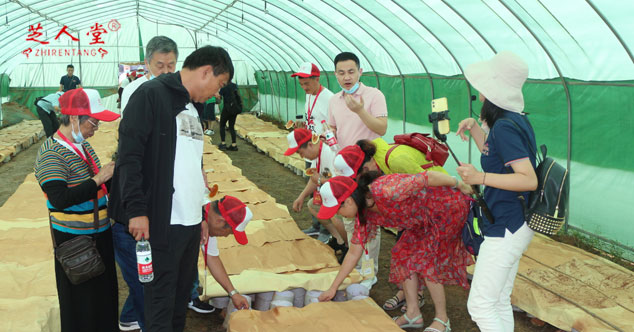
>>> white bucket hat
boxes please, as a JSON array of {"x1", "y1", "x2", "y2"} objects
[{"x1": 464, "y1": 51, "x2": 529, "y2": 113}]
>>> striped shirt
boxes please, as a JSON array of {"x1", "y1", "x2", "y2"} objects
[{"x1": 35, "y1": 138, "x2": 110, "y2": 234}]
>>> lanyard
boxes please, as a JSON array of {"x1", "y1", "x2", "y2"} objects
[
  {"x1": 306, "y1": 85, "x2": 323, "y2": 126},
  {"x1": 56, "y1": 130, "x2": 109, "y2": 197},
  {"x1": 316, "y1": 140, "x2": 323, "y2": 174},
  {"x1": 355, "y1": 215, "x2": 369, "y2": 255}
]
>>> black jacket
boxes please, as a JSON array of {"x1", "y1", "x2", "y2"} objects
[{"x1": 108, "y1": 72, "x2": 202, "y2": 247}]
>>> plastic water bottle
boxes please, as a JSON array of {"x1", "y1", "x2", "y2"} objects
[
  {"x1": 136, "y1": 237, "x2": 154, "y2": 283},
  {"x1": 321, "y1": 120, "x2": 340, "y2": 152}
]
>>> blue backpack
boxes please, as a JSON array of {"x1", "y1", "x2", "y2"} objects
[{"x1": 462, "y1": 200, "x2": 484, "y2": 256}]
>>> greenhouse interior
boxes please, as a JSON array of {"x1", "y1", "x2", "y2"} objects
[{"x1": 0, "y1": 1, "x2": 632, "y2": 331}]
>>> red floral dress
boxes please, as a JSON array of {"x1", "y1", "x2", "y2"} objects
[{"x1": 353, "y1": 172, "x2": 474, "y2": 289}]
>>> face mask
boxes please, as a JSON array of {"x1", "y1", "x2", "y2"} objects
[
  {"x1": 340, "y1": 81, "x2": 360, "y2": 94},
  {"x1": 149, "y1": 74, "x2": 155, "y2": 80},
  {"x1": 71, "y1": 121, "x2": 85, "y2": 143}
]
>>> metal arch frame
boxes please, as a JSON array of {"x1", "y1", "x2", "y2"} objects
[
  {"x1": 227, "y1": 3, "x2": 340, "y2": 118},
  {"x1": 586, "y1": 0, "x2": 634, "y2": 66},
  {"x1": 288, "y1": 0, "x2": 381, "y2": 89},
  {"x1": 172, "y1": 0, "x2": 291, "y2": 116},
  {"x1": 205, "y1": 17, "x2": 298, "y2": 120},
  {"x1": 481, "y1": 1, "x2": 542, "y2": 59},
  {"x1": 534, "y1": 1, "x2": 589, "y2": 60},
  {"x1": 207, "y1": 4, "x2": 330, "y2": 122},
  {"x1": 498, "y1": 1, "x2": 573, "y2": 231},
  {"x1": 263, "y1": 2, "x2": 341, "y2": 117},
  {"x1": 320, "y1": 0, "x2": 403, "y2": 89},
  {"x1": 362, "y1": 0, "x2": 437, "y2": 133},
  {"x1": 197, "y1": 20, "x2": 289, "y2": 118},
  {"x1": 442, "y1": 1, "x2": 497, "y2": 54},
  {"x1": 401, "y1": 1, "x2": 478, "y2": 160},
  {"x1": 392, "y1": 2, "x2": 476, "y2": 142}
]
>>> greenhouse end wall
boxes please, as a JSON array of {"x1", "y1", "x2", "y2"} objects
[{"x1": 255, "y1": 70, "x2": 634, "y2": 259}]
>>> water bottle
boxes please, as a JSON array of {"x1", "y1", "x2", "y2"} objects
[
  {"x1": 136, "y1": 237, "x2": 154, "y2": 283},
  {"x1": 321, "y1": 120, "x2": 340, "y2": 152}
]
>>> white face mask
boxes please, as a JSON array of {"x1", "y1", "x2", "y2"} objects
[{"x1": 71, "y1": 121, "x2": 85, "y2": 143}]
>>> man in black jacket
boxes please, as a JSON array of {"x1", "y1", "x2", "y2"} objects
[{"x1": 109, "y1": 46, "x2": 233, "y2": 332}]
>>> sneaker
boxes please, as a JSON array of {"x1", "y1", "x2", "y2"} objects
[
  {"x1": 219, "y1": 143, "x2": 227, "y2": 150},
  {"x1": 118, "y1": 321, "x2": 140, "y2": 331},
  {"x1": 302, "y1": 225, "x2": 320, "y2": 236},
  {"x1": 204, "y1": 129, "x2": 215, "y2": 136},
  {"x1": 188, "y1": 298, "x2": 216, "y2": 314},
  {"x1": 317, "y1": 233, "x2": 331, "y2": 243},
  {"x1": 327, "y1": 237, "x2": 346, "y2": 253},
  {"x1": 227, "y1": 145, "x2": 238, "y2": 151}
]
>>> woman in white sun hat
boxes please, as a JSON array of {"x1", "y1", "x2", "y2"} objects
[
  {"x1": 316, "y1": 173, "x2": 473, "y2": 331},
  {"x1": 455, "y1": 51, "x2": 538, "y2": 332}
]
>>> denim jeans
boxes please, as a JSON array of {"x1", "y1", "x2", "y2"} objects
[{"x1": 112, "y1": 222, "x2": 145, "y2": 329}]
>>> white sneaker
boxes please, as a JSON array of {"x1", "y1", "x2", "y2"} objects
[
  {"x1": 204, "y1": 129, "x2": 215, "y2": 136},
  {"x1": 118, "y1": 321, "x2": 140, "y2": 331}
]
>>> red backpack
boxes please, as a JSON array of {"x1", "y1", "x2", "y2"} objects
[{"x1": 385, "y1": 133, "x2": 449, "y2": 170}]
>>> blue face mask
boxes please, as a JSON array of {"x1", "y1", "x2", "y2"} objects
[
  {"x1": 149, "y1": 74, "x2": 155, "y2": 80},
  {"x1": 71, "y1": 122, "x2": 85, "y2": 143},
  {"x1": 340, "y1": 82, "x2": 360, "y2": 94}
]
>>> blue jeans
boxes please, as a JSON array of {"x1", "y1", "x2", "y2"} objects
[{"x1": 112, "y1": 222, "x2": 145, "y2": 329}]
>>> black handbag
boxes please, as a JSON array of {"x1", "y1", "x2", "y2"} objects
[{"x1": 50, "y1": 164, "x2": 105, "y2": 285}]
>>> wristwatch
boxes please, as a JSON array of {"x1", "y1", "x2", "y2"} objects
[
  {"x1": 452, "y1": 176, "x2": 459, "y2": 189},
  {"x1": 229, "y1": 289, "x2": 240, "y2": 297}
]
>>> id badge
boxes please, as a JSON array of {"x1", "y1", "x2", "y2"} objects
[
  {"x1": 360, "y1": 252, "x2": 375, "y2": 280},
  {"x1": 313, "y1": 190, "x2": 322, "y2": 206}
]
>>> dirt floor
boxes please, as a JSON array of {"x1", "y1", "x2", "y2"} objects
[{"x1": 0, "y1": 132, "x2": 560, "y2": 331}]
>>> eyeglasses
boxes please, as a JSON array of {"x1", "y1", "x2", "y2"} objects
[{"x1": 87, "y1": 119, "x2": 100, "y2": 129}]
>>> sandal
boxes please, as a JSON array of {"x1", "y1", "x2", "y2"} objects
[
  {"x1": 423, "y1": 318, "x2": 451, "y2": 332},
  {"x1": 401, "y1": 293, "x2": 425, "y2": 313},
  {"x1": 382, "y1": 294, "x2": 405, "y2": 310},
  {"x1": 392, "y1": 313, "x2": 423, "y2": 329}
]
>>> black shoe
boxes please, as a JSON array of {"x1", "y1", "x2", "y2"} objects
[
  {"x1": 227, "y1": 145, "x2": 238, "y2": 151},
  {"x1": 337, "y1": 245, "x2": 349, "y2": 264},
  {"x1": 219, "y1": 143, "x2": 227, "y2": 150},
  {"x1": 327, "y1": 237, "x2": 346, "y2": 253},
  {"x1": 188, "y1": 298, "x2": 216, "y2": 314}
]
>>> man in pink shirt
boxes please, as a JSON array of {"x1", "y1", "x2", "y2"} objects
[
  {"x1": 327, "y1": 52, "x2": 387, "y2": 290},
  {"x1": 327, "y1": 52, "x2": 388, "y2": 148}
]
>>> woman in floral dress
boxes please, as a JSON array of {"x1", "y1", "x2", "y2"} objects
[{"x1": 317, "y1": 172, "x2": 473, "y2": 331}]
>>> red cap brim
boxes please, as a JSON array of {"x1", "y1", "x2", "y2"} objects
[
  {"x1": 317, "y1": 204, "x2": 340, "y2": 220},
  {"x1": 291, "y1": 72, "x2": 314, "y2": 78},
  {"x1": 284, "y1": 147, "x2": 299, "y2": 156},
  {"x1": 92, "y1": 110, "x2": 120, "y2": 122},
  {"x1": 233, "y1": 230, "x2": 248, "y2": 245}
]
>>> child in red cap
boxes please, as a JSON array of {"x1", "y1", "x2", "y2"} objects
[
  {"x1": 317, "y1": 172, "x2": 473, "y2": 331},
  {"x1": 202, "y1": 196, "x2": 254, "y2": 311}
]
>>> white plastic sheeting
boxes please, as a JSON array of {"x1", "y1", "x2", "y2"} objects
[{"x1": 0, "y1": 0, "x2": 632, "y2": 86}]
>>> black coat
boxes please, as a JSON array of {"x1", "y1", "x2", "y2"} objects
[{"x1": 108, "y1": 72, "x2": 203, "y2": 247}]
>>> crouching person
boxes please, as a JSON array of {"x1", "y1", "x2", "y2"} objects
[{"x1": 203, "y1": 196, "x2": 253, "y2": 310}]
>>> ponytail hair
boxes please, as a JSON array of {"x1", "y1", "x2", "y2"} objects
[
  {"x1": 355, "y1": 139, "x2": 377, "y2": 176},
  {"x1": 351, "y1": 171, "x2": 381, "y2": 225}
]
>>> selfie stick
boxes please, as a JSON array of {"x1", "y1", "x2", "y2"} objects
[{"x1": 428, "y1": 108, "x2": 495, "y2": 224}]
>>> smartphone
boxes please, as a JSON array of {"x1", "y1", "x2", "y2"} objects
[{"x1": 431, "y1": 97, "x2": 450, "y2": 135}]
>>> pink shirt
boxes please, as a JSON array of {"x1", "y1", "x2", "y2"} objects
[{"x1": 327, "y1": 83, "x2": 388, "y2": 148}]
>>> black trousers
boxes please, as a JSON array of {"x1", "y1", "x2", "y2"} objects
[
  {"x1": 144, "y1": 224, "x2": 200, "y2": 332},
  {"x1": 36, "y1": 106, "x2": 60, "y2": 137},
  {"x1": 219, "y1": 109, "x2": 237, "y2": 144},
  {"x1": 53, "y1": 227, "x2": 119, "y2": 332}
]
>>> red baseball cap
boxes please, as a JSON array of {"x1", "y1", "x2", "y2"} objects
[
  {"x1": 284, "y1": 128, "x2": 312, "y2": 156},
  {"x1": 333, "y1": 145, "x2": 366, "y2": 178},
  {"x1": 218, "y1": 196, "x2": 253, "y2": 245},
  {"x1": 59, "y1": 89, "x2": 120, "y2": 122},
  {"x1": 317, "y1": 176, "x2": 358, "y2": 220},
  {"x1": 291, "y1": 62, "x2": 320, "y2": 78}
]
